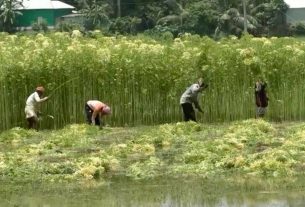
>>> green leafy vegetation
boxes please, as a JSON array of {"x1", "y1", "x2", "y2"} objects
[
  {"x1": 1, "y1": 0, "x2": 290, "y2": 36},
  {"x1": 1, "y1": 33, "x2": 305, "y2": 129},
  {"x1": 61, "y1": 0, "x2": 289, "y2": 37},
  {"x1": 1, "y1": 120, "x2": 305, "y2": 183},
  {"x1": 0, "y1": 0, "x2": 23, "y2": 33}
]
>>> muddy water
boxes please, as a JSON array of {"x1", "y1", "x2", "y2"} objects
[{"x1": 0, "y1": 178, "x2": 304, "y2": 207}]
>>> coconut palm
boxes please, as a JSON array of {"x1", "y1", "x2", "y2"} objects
[
  {"x1": 215, "y1": 7, "x2": 259, "y2": 38},
  {"x1": 79, "y1": 0, "x2": 111, "y2": 30},
  {"x1": 215, "y1": 0, "x2": 288, "y2": 38},
  {"x1": 156, "y1": 0, "x2": 189, "y2": 26}
]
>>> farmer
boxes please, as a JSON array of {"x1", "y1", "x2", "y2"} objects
[
  {"x1": 25, "y1": 86, "x2": 49, "y2": 129},
  {"x1": 255, "y1": 80, "x2": 269, "y2": 118},
  {"x1": 85, "y1": 100, "x2": 111, "y2": 126},
  {"x1": 180, "y1": 78, "x2": 208, "y2": 122}
]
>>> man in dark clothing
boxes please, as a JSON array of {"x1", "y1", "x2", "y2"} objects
[
  {"x1": 180, "y1": 78, "x2": 208, "y2": 122},
  {"x1": 255, "y1": 80, "x2": 268, "y2": 118}
]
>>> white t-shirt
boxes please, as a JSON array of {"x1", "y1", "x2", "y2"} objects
[
  {"x1": 26, "y1": 92, "x2": 45, "y2": 109},
  {"x1": 180, "y1": 83, "x2": 201, "y2": 104}
]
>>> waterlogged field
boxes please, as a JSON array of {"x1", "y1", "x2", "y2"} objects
[
  {"x1": 2, "y1": 32, "x2": 305, "y2": 206},
  {"x1": 1, "y1": 120, "x2": 305, "y2": 183},
  {"x1": 1, "y1": 32, "x2": 305, "y2": 130}
]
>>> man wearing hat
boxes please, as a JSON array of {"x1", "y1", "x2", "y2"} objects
[
  {"x1": 25, "y1": 86, "x2": 49, "y2": 129},
  {"x1": 85, "y1": 100, "x2": 111, "y2": 126},
  {"x1": 180, "y1": 78, "x2": 208, "y2": 122}
]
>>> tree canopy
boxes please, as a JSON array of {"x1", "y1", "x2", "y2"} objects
[
  {"x1": 1, "y1": 0, "x2": 290, "y2": 36},
  {"x1": 66, "y1": 0, "x2": 289, "y2": 36}
]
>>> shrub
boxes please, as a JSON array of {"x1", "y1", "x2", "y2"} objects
[
  {"x1": 294, "y1": 22, "x2": 305, "y2": 35},
  {"x1": 56, "y1": 21, "x2": 83, "y2": 32},
  {"x1": 31, "y1": 18, "x2": 48, "y2": 32}
]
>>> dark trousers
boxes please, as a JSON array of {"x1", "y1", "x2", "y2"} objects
[
  {"x1": 181, "y1": 103, "x2": 196, "y2": 122},
  {"x1": 26, "y1": 117, "x2": 38, "y2": 130},
  {"x1": 85, "y1": 104, "x2": 101, "y2": 126}
]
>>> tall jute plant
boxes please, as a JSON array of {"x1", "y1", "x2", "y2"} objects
[{"x1": 1, "y1": 33, "x2": 305, "y2": 130}]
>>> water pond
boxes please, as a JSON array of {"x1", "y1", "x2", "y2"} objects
[{"x1": 1, "y1": 177, "x2": 305, "y2": 207}]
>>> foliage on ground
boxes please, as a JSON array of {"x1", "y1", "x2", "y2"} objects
[{"x1": 1, "y1": 120, "x2": 305, "y2": 183}]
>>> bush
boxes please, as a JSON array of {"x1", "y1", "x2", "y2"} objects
[
  {"x1": 143, "y1": 25, "x2": 177, "y2": 39},
  {"x1": 56, "y1": 21, "x2": 83, "y2": 32},
  {"x1": 294, "y1": 22, "x2": 305, "y2": 35},
  {"x1": 31, "y1": 19, "x2": 48, "y2": 32},
  {"x1": 109, "y1": 16, "x2": 142, "y2": 35},
  {"x1": 83, "y1": 18, "x2": 111, "y2": 32}
]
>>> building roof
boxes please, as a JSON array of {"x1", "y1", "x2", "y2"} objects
[
  {"x1": 61, "y1": 13, "x2": 84, "y2": 18},
  {"x1": 17, "y1": 0, "x2": 74, "y2": 10},
  {"x1": 284, "y1": 0, "x2": 305, "y2": 9}
]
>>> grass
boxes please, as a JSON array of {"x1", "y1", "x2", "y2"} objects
[{"x1": 294, "y1": 35, "x2": 305, "y2": 41}]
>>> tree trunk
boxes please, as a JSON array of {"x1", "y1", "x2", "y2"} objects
[
  {"x1": 242, "y1": 0, "x2": 248, "y2": 33},
  {"x1": 117, "y1": 0, "x2": 121, "y2": 17}
]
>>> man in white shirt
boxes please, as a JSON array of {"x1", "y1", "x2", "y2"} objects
[
  {"x1": 25, "y1": 86, "x2": 49, "y2": 129},
  {"x1": 180, "y1": 78, "x2": 208, "y2": 122}
]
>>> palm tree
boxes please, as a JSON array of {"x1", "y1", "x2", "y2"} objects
[
  {"x1": 215, "y1": 0, "x2": 262, "y2": 38},
  {"x1": 156, "y1": 0, "x2": 188, "y2": 26},
  {"x1": 0, "y1": 0, "x2": 23, "y2": 32},
  {"x1": 215, "y1": 0, "x2": 288, "y2": 38},
  {"x1": 79, "y1": 0, "x2": 110, "y2": 30},
  {"x1": 215, "y1": 7, "x2": 259, "y2": 38}
]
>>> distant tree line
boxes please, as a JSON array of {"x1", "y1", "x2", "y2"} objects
[
  {"x1": 0, "y1": 0, "x2": 293, "y2": 37},
  {"x1": 61, "y1": 0, "x2": 290, "y2": 37}
]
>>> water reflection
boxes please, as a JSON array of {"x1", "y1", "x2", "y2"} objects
[{"x1": 0, "y1": 178, "x2": 305, "y2": 207}]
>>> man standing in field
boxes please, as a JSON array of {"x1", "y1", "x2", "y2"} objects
[
  {"x1": 85, "y1": 100, "x2": 111, "y2": 126},
  {"x1": 25, "y1": 86, "x2": 49, "y2": 129},
  {"x1": 255, "y1": 80, "x2": 269, "y2": 118},
  {"x1": 180, "y1": 78, "x2": 208, "y2": 122}
]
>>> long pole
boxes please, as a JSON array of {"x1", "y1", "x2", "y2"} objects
[
  {"x1": 242, "y1": 0, "x2": 248, "y2": 33},
  {"x1": 48, "y1": 77, "x2": 79, "y2": 98}
]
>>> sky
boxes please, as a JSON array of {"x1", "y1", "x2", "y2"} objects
[{"x1": 284, "y1": 0, "x2": 305, "y2": 8}]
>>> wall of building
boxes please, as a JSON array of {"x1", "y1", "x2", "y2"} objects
[
  {"x1": 15, "y1": 9, "x2": 73, "y2": 27},
  {"x1": 60, "y1": 15, "x2": 85, "y2": 25},
  {"x1": 286, "y1": 8, "x2": 305, "y2": 24},
  {"x1": 53, "y1": 9, "x2": 74, "y2": 25}
]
